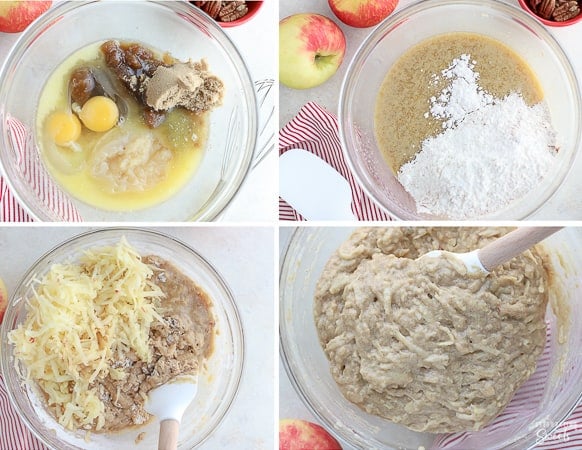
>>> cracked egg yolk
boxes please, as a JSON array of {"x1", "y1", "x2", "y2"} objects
[
  {"x1": 79, "y1": 96, "x2": 119, "y2": 132},
  {"x1": 46, "y1": 111, "x2": 82, "y2": 146}
]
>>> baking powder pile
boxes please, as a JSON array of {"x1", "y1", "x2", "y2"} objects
[{"x1": 398, "y1": 54, "x2": 558, "y2": 219}]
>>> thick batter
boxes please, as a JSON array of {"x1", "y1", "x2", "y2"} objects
[{"x1": 314, "y1": 228, "x2": 550, "y2": 433}]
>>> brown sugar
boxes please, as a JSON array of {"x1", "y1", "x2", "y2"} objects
[{"x1": 144, "y1": 60, "x2": 225, "y2": 114}]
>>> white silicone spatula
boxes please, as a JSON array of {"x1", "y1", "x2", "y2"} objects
[
  {"x1": 422, "y1": 227, "x2": 562, "y2": 274},
  {"x1": 144, "y1": 374, "x2": 198, "y2": 450},
  {"x1": 279, "y1": 148, "x2": 355, "y2": 220}
]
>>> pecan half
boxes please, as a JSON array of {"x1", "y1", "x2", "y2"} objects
[
  {"x1": 218, "y1": 1, "x2": 248, "y2": 22},
  {"x1": 552, "y1": 0, "x2": 580, "y2": 20},
  {"x1": 200, "y1": 1, "x2": 222, "y2": 19},
  {"x1": 536, "y1": 0, "x2": 556, "y2": 18},
  {"x1": 191, "y1": 1, "x2": 250, "y2": 22}
]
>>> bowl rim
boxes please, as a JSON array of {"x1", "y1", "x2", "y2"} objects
[
  {"x1": 338, "y1": 0, "x2": 582, "y2": 221},
  {"x1": 0, "y1": 0, "x2": 258, "y2": 222},
  {"x1": 279, "y1": 226, "x2": 582, "y2": 450},
  {"x1": 0, "y1": 227, "x2": 245, "y2": 450}
]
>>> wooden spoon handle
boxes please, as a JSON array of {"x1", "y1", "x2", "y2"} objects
[
  {"x1": 477, "y1": 227, "x2": 562, "y2": 272},
  {"x1": 158, "y1": 419, "x2": 180, "y2": 450}
]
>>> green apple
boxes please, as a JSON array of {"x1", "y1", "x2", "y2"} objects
[{"x1": 279, "y1": 13, "x2": 346, "y2": 90}]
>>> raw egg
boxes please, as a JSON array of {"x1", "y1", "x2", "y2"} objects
[
  {"x1": 46, "y1": 111, "x2": 82, "y2": 146},
  {"x1": 79, "y1": 96, "x2": 119, "y2": 132}
]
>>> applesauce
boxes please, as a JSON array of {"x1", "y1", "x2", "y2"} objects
[
  {"x1": 374, "y1": 32, "x2": 544, "y2": 173},
  {"x1": 36, "y1": 42, "x2": 212, "y2": 212}
]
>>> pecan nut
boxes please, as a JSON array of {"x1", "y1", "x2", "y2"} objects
[
  {"x1": 200, "y1": 1, "x2": 222, "y2": 19},
  {"x1": 552, "y1": 0, "x2": 580, "y2": 20},
  {"x1": 218, "y1": 1, "x2": 249, "y2": 22},
  {"x1": 536, "y1": 0, "x2": 556, "y2": 18},
  {"x1": 191, "y1": 0, "x2": 249, "y2": 22}
]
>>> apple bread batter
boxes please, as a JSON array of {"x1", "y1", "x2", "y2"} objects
[{"x1": 314, "y1": 227, "x2": 550, "y2": 433}]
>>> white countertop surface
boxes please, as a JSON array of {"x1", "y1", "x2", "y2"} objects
[
  {"x1": 0, "y1": 225, "x2": 275, "y2": 449},
  {"x1": 279, "y1": 0, "x2": 582, "y2": 220},
  {"x1": 0, "y1": 0, "x2": 277, "y2": 223}
]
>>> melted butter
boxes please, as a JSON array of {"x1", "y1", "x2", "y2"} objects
[{"x1": 36, "y1": 42, "x2": 207, "y2": 212}]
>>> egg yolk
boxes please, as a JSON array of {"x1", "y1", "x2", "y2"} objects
[
  {"x1": 46, "y1": 111, "x2": 82, "y2": 146},
  {"x1": 79, "y1": 96, "x2": 119, "y2": 132}
]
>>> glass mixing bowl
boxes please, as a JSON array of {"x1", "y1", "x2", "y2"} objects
[
  {"x1": 1, "y1": 228, "x2": 244, "y2": 450},
  {"x1": 339, "y1": 0, "x2": 581, "y2": 220},
  {"x1": 280, "y1": 226, "x2": 582, "y2": 449},
  {"x1": 0, "y1": 1, "x2": 257, "y2": 221}
]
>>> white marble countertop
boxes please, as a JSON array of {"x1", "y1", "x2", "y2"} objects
[
  {"x1": 279, "y1": 0, "x2": 582, "y2": 220},
  {"x1": 0, "y1": 0, "x2": 277, "y2": 223},
  {"x1": 0, "y1": 225, "x2": 275, "y2": 449}
]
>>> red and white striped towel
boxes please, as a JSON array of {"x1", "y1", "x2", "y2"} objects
[
  {"x1": 0, "y1": 115, "x2": 82, "y2": 222},
  {"x1": 0, "y1": 177, "x2": 33, "y2": 223},
  {"x1": 0, "y1": 375, "x2": 49, "y2": 450},
  {"x1": 431, "y1": 322, "x2": 582, "y2": 449},
  {"x1": 278, "y1": 102, "x2": 392, "y2": 221}
]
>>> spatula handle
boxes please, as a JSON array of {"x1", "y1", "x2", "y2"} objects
[
  {"x1": 158, "y1": 419, "x2": 179, "y2": 450},
  {"x1": 477, "y1": 227, "x2": 562, "y2": 272}
]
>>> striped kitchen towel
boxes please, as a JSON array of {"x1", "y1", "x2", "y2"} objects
[
  {"x1": 431, "y1": 321, "x2": 582, "y2": 449},
  {"x1": 0, "y1": 375, "x2": 49, "y2": 450},
  {"x1": 0, "y1": 114, "x2": 82, "y2": 222},
  {"x1": 278, "y1": 102, "x2": 392, "y2": 221},
  {"x1": 0, "y1": 177, "x2": 33, "y2": 222}
]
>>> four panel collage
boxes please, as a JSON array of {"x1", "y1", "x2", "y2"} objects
[{"x1": 0, "y1": 1, "x2": 580, "y2": 450}]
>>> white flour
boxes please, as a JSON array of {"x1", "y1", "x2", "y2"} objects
[
  {"x1": 398, "y1": 54, "x2": 558, "y2": 219},
  {"x1": 426, "y1": 54, "x2": 494, "y2": 129}
]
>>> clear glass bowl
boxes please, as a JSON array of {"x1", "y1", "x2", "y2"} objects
[
  {"x1": 0, "y1": 228, "x2": 244, "y2": 450},
  {"x1": 280, "y1": 226, "x2": 582, "y2": 449},
  {"x1": 339, "y1": 0, "x2": 581, "y2": 220},
  {"x1": 0, "y1": 1, "x2": 257, "y2": 221}
]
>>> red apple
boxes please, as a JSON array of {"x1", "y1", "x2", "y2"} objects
[
  {"x1": 279, "y1": 419, "x2": 342, "y2": 450},
  {"x1": 0, "y1": 1, "x2": 52, "y2": 33},
  {"x1": 279, "y1": 13, "x2": 346, "y2": 90},
  {"x1": 328, "y1": 0, "x2": 399, "y2": 28},
  {"x1": 0, "y1": 277, "x2": 7, "y2": 324}
]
